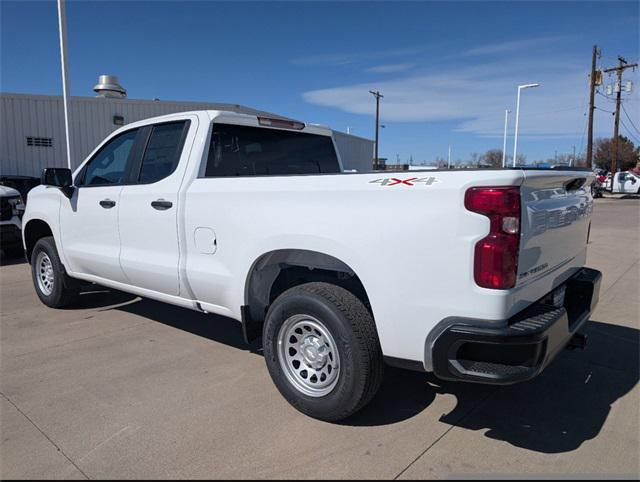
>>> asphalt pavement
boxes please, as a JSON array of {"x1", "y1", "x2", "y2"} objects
[{"x1": 1, "y1": 197, "x2": 638, "y2": 479}]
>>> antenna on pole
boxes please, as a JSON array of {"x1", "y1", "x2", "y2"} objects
[{"x1": 57, "y1": 0, "x2": 72, "y2": 170}]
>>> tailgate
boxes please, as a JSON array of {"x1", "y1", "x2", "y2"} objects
[{"x1": 517, "y1": 170, "x2": 594, "y2": 288}]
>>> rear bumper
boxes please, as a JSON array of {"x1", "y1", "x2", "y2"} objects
[{"x1": 431, "y1": 267, "x2": 602, "y2": 385}]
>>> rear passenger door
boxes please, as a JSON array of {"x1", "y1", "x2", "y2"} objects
[{"x1": 118, "y1": 118, "x2": 194, "y2": 296}]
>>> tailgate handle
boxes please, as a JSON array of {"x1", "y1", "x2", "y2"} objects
[{"x1": 564, "y1": 178, "x2": 586, "y2": 191}]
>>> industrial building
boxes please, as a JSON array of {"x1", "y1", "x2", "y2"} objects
[{"x1": 0, "y1": 76, "x2": 374, "y2": 177}]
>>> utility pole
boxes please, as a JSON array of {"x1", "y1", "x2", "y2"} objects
[
  {"x1": 447, "y1": 145, "x2": 451, "y2": 169},
  {"x1": 369, "y1": 90, "x2": 383, "y2": 169},
  {"x1": 604, "y1": 57, "x2": 638, "y2": 177},
  {"x1": 586, "y1": 45, "x2": 600, "y2": 168}
]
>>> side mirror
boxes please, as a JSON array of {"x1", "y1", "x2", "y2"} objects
[{"x1": 41, "y1": 168, "x2": 74, "y2": 198}]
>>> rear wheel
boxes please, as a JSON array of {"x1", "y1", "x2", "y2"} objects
[
  {"x1": 263, "y1": 282, "x2": 384, "y2": 422},
  {"x1": 31, "y1": 236, "x2": 79, "y2": 308}
]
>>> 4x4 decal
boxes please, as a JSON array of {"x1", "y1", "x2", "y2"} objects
[{"x1": 369, "y1": 176, "x2": 440, "y2": 186}]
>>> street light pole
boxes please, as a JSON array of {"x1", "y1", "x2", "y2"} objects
[
  {"x1": 369, "y1": 90, "x2": 383, "y2": 169},
  {"x1": 513, "y1": 83, "x2": 540, "y2": 168},
  {"x1": 502, "y1": 109, "x2": 510, "y2": 168},
  {"x1": 57, "y1": 0, "x2": 72, "y2": 170}
]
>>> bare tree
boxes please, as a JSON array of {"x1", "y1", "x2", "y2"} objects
[
  {"x1": 479, "y1": 149, "x2": 503, "y2": 168},
  {"x1": 594, "y1": 136, "x2": 639, "y2": 171},
  {"x1": 435, "y1": 156, "x2": 448, "y2": 169}
]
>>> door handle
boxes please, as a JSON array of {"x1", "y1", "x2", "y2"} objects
[
  {"x1": 99, "y1": 199, "x2": 116, "y2": 209},
  {"x1": 151, "y1": 200, "x2": 173, "y2": 210}
]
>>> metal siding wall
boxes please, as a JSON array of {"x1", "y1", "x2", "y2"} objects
[
  {"x1": 1, "y1": 95, "x2": 67, "y2": 176},
  {"x1": 1, "y1": 94, "x2": 369, "y2": 177},
  {"x1": 332, "y1": 130, "x2": 374, "y2": 172}
]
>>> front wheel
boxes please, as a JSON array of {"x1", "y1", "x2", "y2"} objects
[
  {"x1": 263, "y1": 282, "x2": 384, "y2": 422},
  {"x1": 31, "y1": 236, "x2": 79, "y2": 308}
]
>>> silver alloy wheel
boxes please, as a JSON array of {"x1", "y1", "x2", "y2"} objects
[
  {"x1": 36, "y1": 251, "x2": 54, "y2": 296},
  {"x1": 277, "y1": 314, "x2": 340, "y2": 397}
]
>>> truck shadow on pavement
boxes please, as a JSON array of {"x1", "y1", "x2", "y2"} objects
[
  {"x1": 112, "y1": 293, "x2": 253, "y2": 351},
  {"x1": 89, "y1": 290, "x2": 637, "y2": 455},
  {"x1": 348, "y1": 320, "x2": 638, "y2": 455}
]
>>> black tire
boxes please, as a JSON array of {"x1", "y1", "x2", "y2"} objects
[
  {"x1": 30, "y1": 236, "x2": 79, "y2": 308},
  {"x1": 263, "y1": 282, "x2": 384, "y2": 422}
]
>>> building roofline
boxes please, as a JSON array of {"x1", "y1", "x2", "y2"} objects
[
  {"x1": 0, "y1": 92, "x2": 295, "y2": 121},
  {"x1": 1, "y1": 91, "x2": 373, "y2": 141}
]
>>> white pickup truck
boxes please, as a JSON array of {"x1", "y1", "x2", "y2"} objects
[
  {"x1": 23, "y1": 110, "x2": 601, "y2": 421},
  {"x1": 605, "y1": 170, "x2": 640, "y2": 194}
]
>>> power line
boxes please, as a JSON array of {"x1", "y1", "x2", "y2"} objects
[
  {"x1": 595, "y1": 106, "x2": 616, "y2": 115},
  {"x1": 596, "y1": 91, "x2": 617, "y2": 103},
  {"x1": 525, "y1": 105, "x2": 584, "y2": 117},
  {"x1": 621, "y1": 103, "x2": 640, "y2": 135},
  {"x1": 620, "y1": 119, "x2": 640, "y2": 143}
]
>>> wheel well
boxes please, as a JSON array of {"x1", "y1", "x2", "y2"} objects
[
  {"x1": 245, "y1": 249, "x2": 370, "y2": 324},
  {"x1": 24, "y1": 219, "x2": 53, "y2": 262}
]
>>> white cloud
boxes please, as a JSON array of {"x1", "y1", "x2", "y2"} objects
[
  {"x1": 462, "y1": 36, "x2": 570, "y2": 57},
  {"x1": 366, "y1": 63, "x2": 414, "y2": 73},
  {"x1": 291, "y1": 46, "x2": 424, "y2": 66},
  {"x1": 302, "y1": 58, "x2": 639, "y2": 138}
]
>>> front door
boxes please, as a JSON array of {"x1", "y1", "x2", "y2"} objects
[{"x1": 60, "y1": 128, "x2": 139, "y2": 282}]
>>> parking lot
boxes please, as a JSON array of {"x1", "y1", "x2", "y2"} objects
[{"x1": 0, "y1": 197, "x2": 638, "y2": 479}]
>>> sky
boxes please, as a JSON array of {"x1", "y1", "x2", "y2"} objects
[{"x1": 1, "y1": 0, "x2": 639, "y2": 165}]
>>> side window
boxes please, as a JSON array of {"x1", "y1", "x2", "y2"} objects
[
  {"x1": 138, "y1": 121, "x2": 188, "y2": 184},
  {"x1": 204, "y1": 123, "x2": 340, "y2": 177},
  {"x1": 79, "y1": 129, "x2": 138, "y2": 186}
]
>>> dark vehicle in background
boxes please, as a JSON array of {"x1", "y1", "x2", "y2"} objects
[
  {"x1": 0, "y1": 184, "x2": 25, "y2": 255},
  {"x1": 0, "y1": 176, "x2": 39, "y2": 256},
  {"x1": 0, "y1": 175, "x2": 41, "y2": 201}
]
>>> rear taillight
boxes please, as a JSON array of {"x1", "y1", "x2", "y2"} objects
[{"x1": 465, "y1": 187, "x2": 521, "y2": 290}]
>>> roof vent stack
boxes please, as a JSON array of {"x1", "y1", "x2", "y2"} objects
[{"x1": 93, "y1": 75, "x2": 126, "y2": 98}]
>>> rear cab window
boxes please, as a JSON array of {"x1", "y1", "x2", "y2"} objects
[
  {"x1": 135, "y1": 121, "x2": 190, "y2": 184},
  {"x1": 203, "y1": 123, "x2": 340, "y2": 177}
]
